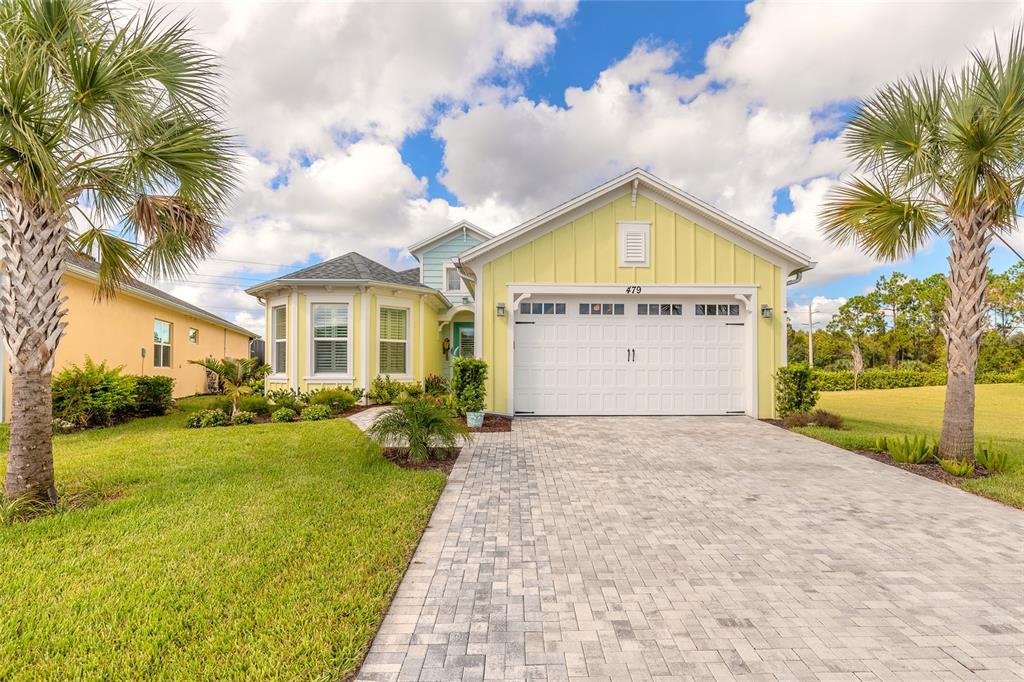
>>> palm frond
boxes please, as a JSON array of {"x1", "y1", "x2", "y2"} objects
[
  {"x1": 68, "y1": 227, "x2": 142, "y2": 298},
  {"x1": 819, "y1": 176, "x2": 945, "y2": 261}
]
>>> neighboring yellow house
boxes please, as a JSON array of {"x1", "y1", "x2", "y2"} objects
[
  {"x1": 248, "y1": 169, "x2": 814, "y2": 418},
  {"x1": 1, "y1": 253, "x2": 256, "y2": 423}
]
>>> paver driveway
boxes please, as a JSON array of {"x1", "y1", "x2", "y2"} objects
[{"x1": 357, "y1": 417, "x2": 1024, "y2": 681}]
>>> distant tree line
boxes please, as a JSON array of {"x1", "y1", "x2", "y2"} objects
[{"x1": 789, "y1": 263, "x2": 1024, "y2": 376}]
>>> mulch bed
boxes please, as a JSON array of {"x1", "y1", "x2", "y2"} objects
[
  {"x1": 848, "y1": 448, "x2": 991, "y2": 486},
  {"x1": 381, "y1": 447, "x2": 460, "y2": 474},
  {"x1": 760, "y1": 418, "x2": 993, "y2": 490},
  {"x1": 457, "y1": 414, "x2": 513, "y2": 432}
]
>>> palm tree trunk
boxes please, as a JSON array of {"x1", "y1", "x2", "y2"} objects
[
  {"x1": 940, "y1": 213, "x2": 990, "y2": 460},
  {"x1": 0, "y1": 179, "x2": 68, "y2": 503}
]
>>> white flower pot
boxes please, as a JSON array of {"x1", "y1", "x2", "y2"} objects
[{"x1": 466, "y1": 411, "x2": 484, "y2": 428}]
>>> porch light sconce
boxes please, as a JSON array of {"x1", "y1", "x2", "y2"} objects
[
  {"x1": 496, "y1": 302, "x2": 506, "y2": 317},
  {"x1": 761, "y1": 304, "x2": 773, "y2": 319}
]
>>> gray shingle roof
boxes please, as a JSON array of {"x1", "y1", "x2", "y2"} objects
[
  {"x1": 276, "y1": 252, "x2": 431, "y2": 289},
  {"x1": 66, "y1": 252, "x2": 255, "y2": 336}
]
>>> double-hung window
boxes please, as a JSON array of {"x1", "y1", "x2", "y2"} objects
[
  {"x1": 271, "y1": 305, "x2": 287, "y2": 374},
  {"x1": 153, "y1": 320, "x2": 172, "y2": 368},
  {"x1": 444, "y1": 265, "x2": 464, "y2": 294},
  {"x1": 312, "y1": 303, "x2": 349, "y2": 375},
  {"x1": 379, "y1": 307, "x2": 409, "y2": 375}
]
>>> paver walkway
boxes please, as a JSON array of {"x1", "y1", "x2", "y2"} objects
[{"x1": 357, "y1": 417, "x2": 1024, "y2": 681}]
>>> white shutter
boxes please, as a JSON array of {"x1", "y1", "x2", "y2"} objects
[{"x1": 618, "y1": 221, "x2": 650, "y2": 267}]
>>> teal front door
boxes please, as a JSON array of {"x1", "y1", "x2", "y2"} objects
[{"x1": 452, "y1": 322, "x2": 475, "y2": 358}]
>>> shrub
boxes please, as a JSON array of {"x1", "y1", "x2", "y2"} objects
[
  {"x1": 271, "y1": 407, "x2": 297, "y2": 423},
  {"x1": 783, "y1": 409, "x2": 843, "y2": 429},
  {"x1": 308, "y1": 388, "x2": 357, "y2": 413},
  {"x1": 975, "y1": 440, "x2": 1018, "y2": 473},
  {"x1": 267, "y1": 389, "x2": 307, "y2": 412},
  {"x1": 238, "y1": 395, "x2": 271, "y2": 416},
  {"x1": 424, "y1": 373, "x2": 449, "y2": 396},
  {"x1": 885, "y1": 435, "x2": 935, "y2": 464},
  {"x1": 231, "y1": 411, "x2": 257, "y2": 425},
  {"x1": 186, "y1": 409, "x2": 229, "y2": 428},
  {"x1": 811, "y1": 367, "x2": 1019, "y2": 391},
  {"x1": 133, "y1": 376, "x2": 174, "y2": 417},
  {"x1": 810, "y1": 409, "x2": 843, "y2": 429},
  {"x1": 938, "y1": 457, "x2": 975, "y2": 478},
  {"x1": 301, "y1": 404, "x2": 332, "y2": 421},
  {"x1": 424, "y1": 393, "x2": 459, "y2": 417},
  {"x1": 366, "y1": 398, "x2": 469, "y2": 463},
  {"x1": 209, "y1": 396, "x2": 233, "y2": 414},
  {"x1": 782, "y1": 412, "x2": 813, "y2": 428},
  {"x1": 775, "y1": 365, "x2": 817, "y2": 417},
  {"x1": 52, "y1": 359, "x2": 137, "y2": 429},
  {"x1": 369, "y1": 376, "x2": 422, "y2": 404},
  {"x1": 348, "y1": 386, "x2": 366, "y2": 401},
  {"x1": 452, "y1": 357, "x2": 488, "y2": 415}
]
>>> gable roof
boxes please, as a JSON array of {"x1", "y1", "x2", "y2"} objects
[
  {"x1": 245, "y1": 252, "x2": 446, "y2": 305},
  {"x1": 65, "y1": 252, "x2": 256, "y2": 338},
  {"x1": 458, "y1": 168, "x2": 815, "y2": 272},
  {"x1": 406, "y1": 220, "x2": 493, "y2": 257}
]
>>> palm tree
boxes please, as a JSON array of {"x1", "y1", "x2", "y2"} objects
[
  {"x1": 189, "y1": 357, "x2": 268, "y2": 416},
  {"x1": 0, "y1": 0, "x2": 237, "y2": 502},
  {"x1": 820, "y1": 28, "x2": 1024, "y2": 460}
]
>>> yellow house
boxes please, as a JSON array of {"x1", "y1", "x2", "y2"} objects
[
  {"x1": 248, "y1": 169, "x2": 814, "y2": 417},
  {"x1": 0, "y1": 253, "x2": 256, "y2": 423}
]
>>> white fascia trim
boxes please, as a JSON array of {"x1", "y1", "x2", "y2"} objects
[
  {"x1": 406, "y1": 220, "x2": 494, "y2": 256},
  {"x1": 506, "y1": 283, "x2": 759, "y2": 296},
  {"x1": 459, "y1": 168, "x2": 813, "y2": 271},
  {"x1": 304, "y1": 292, "x2": 355, "y2": 384},
  {"x1": 360, "y1": 287, "x2": 370, "y2": 394}
]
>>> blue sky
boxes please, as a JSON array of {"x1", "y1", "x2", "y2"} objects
[{"x1": 170, "y1": 1, "x2": 1022, "y2": 332}]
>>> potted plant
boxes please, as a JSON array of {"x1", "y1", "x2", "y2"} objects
[{"x1": 452, "y1": 357, "x2": 488, "y2": 428}]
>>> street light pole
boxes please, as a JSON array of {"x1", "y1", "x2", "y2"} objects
[{"x1": 807, "y1": 304, "x2": 814, "y2": 369}]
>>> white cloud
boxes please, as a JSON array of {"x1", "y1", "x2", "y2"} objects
[
  {"x1": 435, "y1": 1, "x2": 1021, "y2": 283},
  {"x1": 183, "y1": 0, "x2": 567, "y2": 157},
  {"x1": 787, "y1": 295, "x2": 848, "y2": 331},
  {"x1": 142, "y1": 0, "x2": 1022, "y2": 332}
]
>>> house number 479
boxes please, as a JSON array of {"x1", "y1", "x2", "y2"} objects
[{"x1": 625, "y1": 286, "x2": 642, "y2": 294}]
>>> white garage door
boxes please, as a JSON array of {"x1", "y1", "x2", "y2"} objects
[{"x1": 513, "y1": 297, "x2": 749, "y2": 415}]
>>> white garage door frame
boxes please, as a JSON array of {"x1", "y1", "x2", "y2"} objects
[{"x1": 505, "y1": 283, "x2": 760, "y2": 417}]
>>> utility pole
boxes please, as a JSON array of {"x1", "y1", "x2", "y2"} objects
[{"x1": 807, "y1": 304, "x2": 814, "y2": 368}]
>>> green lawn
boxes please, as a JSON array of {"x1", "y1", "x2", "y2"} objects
[
  {"x1": 797, "y1": 384, "x2": 1024, "y2": 508},
  {"x1": 0, "y1": 397, "x2": 445, "y2": 680}
]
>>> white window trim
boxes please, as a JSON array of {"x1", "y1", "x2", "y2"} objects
[
  {"x1": 618, "y1": 220, "x2": 651, "y2": 268},
  {"x1": 267, "y1": 294, "x2": 289, "y2": 381},
  {"x1": 153, "y1": 319, "x2": 172, "y2": 368},
  {"x1": 304, "y1": 292, "x2": 354, "y2": 382},
  {"x1": 442, "y1": 262, "x2": 465, "y2": 295},
  {"x1": 377, "y1": 296, "x2": 413, "y2": 381}
]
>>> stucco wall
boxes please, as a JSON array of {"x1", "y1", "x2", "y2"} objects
[
  {"x1": 2, "y1": 272, "x2": 252, "y2": 421},
  {"x1": 476, "y1": 192, "x2": 786, "y2": 418}
]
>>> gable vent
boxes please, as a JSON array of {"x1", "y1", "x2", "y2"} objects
[{"x1": 618, "y1": 221, "x2": 650, "y2": 267}]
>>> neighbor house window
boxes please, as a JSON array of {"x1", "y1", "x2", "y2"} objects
[
  {"x1": 312, "y1": 303, "x2": 349, "y2": 375},
  {"x1": 188, "y1": 327, "x2": 199, "y2": 344},
  {"x1": 444, "y1": 265, "x2": 463, "y2": 293},
  {"x1": 271, "y1": 305, "x2": 287, "y2": 374},
  {"x1": 379, "y1": 307, "x2": 408, "y2": 375},
  {"x1": 153, "y1": 320, "x2": 172, "y2": 368}
]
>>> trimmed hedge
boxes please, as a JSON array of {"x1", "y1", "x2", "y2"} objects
[{"x1": 812, "y1": 368, "x2": 1021, "y2": 391}]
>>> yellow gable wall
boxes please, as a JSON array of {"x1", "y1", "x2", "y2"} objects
[
  {"x1": 3, "y1": 271, "x2": 252, "y2": 420},
  {"x1": 480, "y1": 193, "x2": 785, "y2": 418}
]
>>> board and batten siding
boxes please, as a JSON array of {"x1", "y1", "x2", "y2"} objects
[
  {"x1": 479, "y1": 192, "x2": 785, "y2": 418},
  {"x1": 422, "y1": 233, "x2": 485, "y2": 303}
]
